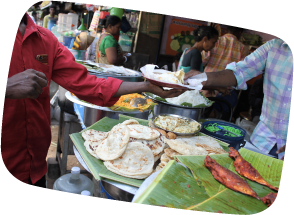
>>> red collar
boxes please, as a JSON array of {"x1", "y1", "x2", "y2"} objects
[{"x1": 22, "y1": 13, "x2": 46, "y2": 41}]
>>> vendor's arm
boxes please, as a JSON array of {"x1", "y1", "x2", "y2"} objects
[
  {"x1": 201, "y1": 40, "x2": 275, "y2": 90},
  {"x1": 51, "y1": 40, "x2": 123, "y2": 107},
  {"x1": 113, "y1": 81, "x2": 186, "y2": 98}
]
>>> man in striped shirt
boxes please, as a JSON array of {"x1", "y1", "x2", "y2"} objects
[
  {"x1": 201, "y1": 26, "x2": 249, "y2": 97},
  {"x1": 186, "y1": 39, "x2": 292, "y2": 160}
]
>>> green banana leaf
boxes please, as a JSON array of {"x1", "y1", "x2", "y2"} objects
[
  {"x1": 69, "y1": 115, "x2": 150, "y2": 187},
  {"x1": 134, "y1": 160, "x2": 210, "y2": 208},
  {"x1": 145, "y1": 92, "x2": 214, "y2": 108},
  {"x1": 134, "y1": 148, "x2": 282, "y2": 213}
]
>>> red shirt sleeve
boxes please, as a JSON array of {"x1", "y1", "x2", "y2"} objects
[{"x1": 51, "y1": 42, "x2": 123, "y2": 107}]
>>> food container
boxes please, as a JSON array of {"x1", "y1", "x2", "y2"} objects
[
  {"x1": 68, "y1": 49, "x2": 86, "y2": 60},
  {"x1": 144, "y1": 93, "x2": 205, "y2": 121},
  {"x1": 201, "y1": 120, "x2": 246, "y2": 150},
  {"x1": 63, "y1": 36, "x2": 75, "y2": 47},
  {"x1": 109, "y1": 7, "x2": 124, "y2": 20},
  {"x1": 152, "y1": 114, "x2": 202, "y2": 136}
]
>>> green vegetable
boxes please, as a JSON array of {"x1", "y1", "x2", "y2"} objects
[{"x1": 204, "y1": 123, "x2": 243, "y2": 137}]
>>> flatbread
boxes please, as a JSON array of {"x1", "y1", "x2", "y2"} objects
[
  {"x1": 174, "y1": 69, "x2": 185, "y2": 84},
  {"x1": 129, "y1": 136, "x2": 165, "y2": 162},
  {"x1": 84, "y1": 140, "x2": 103, "y2": 159},
  {"x1": 82, "y1": 129, "x2": 108, "y2": 141},
  {"x1": 155, "y1": 153, "x2": 172, "y2": 171},
  {"x1": 122, "y1": 119, "x2": 139, "y2": 125},
  {"x1": 104, "y1": 142, "x2": 154, "y2": 179},
  {"x1": 164, "y1": 147, "x2": 182, "y2": 159},
  {"x1": 127, "y1": 124, "x2": 160, "y2": 140},
  {"x1": 177, "y1": 135, "x2": 222, "y2": 148},
  {"x1": 95, "y1": 124, "x2": 130, "y2": 161},
  {"x1": 164, "y1": 137, "x2": 208, "y2": 156}
]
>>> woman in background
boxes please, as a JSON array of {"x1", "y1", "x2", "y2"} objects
[
  {"x1": 178, "y1": 26, "x2": 219, "y2": 74},
  {"x1": 96, "y1": 16, "x2": 130, "y2": 65}
]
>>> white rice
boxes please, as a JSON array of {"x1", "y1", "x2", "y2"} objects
[{"x1": 166, "y1": 90, "x2": 208, "y2": 106}]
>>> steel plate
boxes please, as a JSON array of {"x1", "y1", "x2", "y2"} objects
[{"x1": 152, "y1": 113, "x2": 202, "y2": 136}]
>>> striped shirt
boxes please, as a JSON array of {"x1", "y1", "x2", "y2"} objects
[
  {"x1": 226, "y1": 39, "x2": 293, "y2": 159},
  {"x1": 202, "y1": 34, "x2": 249, "y2": 73}
]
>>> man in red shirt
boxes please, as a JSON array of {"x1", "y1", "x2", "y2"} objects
[{"x1": 2, "y1": 14, "x2": 184, "y2": 187}]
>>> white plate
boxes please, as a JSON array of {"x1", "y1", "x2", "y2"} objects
[{"x1": 65, "y1": 91, "x2": 145, "y2": 113}]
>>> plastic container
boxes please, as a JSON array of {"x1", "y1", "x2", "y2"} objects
[
  {"x1": 81, "y1": 190, "x2": 91, "y2": 196},
  {"x1": 67, "y1": 13, "x2": 79, "y2": 31},
  {"x1": 100, "y1": 11, "x2": 110, "y2": 19},
  {"x1": 68, "y1": 48, "x2": 87, "y2": 60},
  {"x1": 53, "y1": 167, "x2": 94, "y2": 195},
  {"x1": 118, "y1": 32, "x2": 133, "y2": 52},
  {"x1": 57, "y1": 13, "x2": 68, "y2": 33},
  {"x1": 63, "y1": 36, "x2": 76, "y2": 47},
  {"x1": 48, "y1": 18, "x2": 57, "y2": 31},
  {"x1": 109, "y1": 7, "x2": 124, "y2": 20},
  {"x1": 200, "y1": 120, "x2": 246, "y2": 150}
]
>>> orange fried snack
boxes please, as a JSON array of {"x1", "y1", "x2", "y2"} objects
[
  {"x1": 229, "y1": 147, "x2": 279, "y2": 192},
  {"x1": 261, "y1": 192, "x2": 277, "y2": 207},
  {"x1": 204, "y1": 155, "x2": 261, "y2": 200}
]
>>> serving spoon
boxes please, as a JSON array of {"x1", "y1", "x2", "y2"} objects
[{"x1": 130, "y1": 98, "x2": 147, "y2": 108}]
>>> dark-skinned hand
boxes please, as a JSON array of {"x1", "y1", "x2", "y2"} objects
[
  {"x1": 145, "y1": 82, "x2": 186, "y2": 98},
  {"x1": 184, "y1": 70, "x2": 202, "y2": 80},
  {"x1": 276, "y1": 145, "x2": 286, "y2": 160},
  {"x1": 6, "y1": 69, "x2": 48, "y2": 99}
]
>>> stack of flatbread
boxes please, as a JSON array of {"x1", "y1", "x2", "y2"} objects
[
  {"x1": 81, "y1": 119, "x2": 166, "y2": 179},
  {"x1": 155, "y1": 135, "x2": 227, "y2": 171}
]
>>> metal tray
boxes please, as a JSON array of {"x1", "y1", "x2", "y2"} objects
[{"x1": 152, "y1": 114, "x2": 202, "y2": 136}]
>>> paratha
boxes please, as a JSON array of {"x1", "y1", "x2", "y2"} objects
[
  {"x1": 82, "y1": 129, "x2": 108, "y2": 141},
  {"x1": 96, "y1": 124, "x2": 130, "y2": 161},
  {"x1": 84, "y1": 139, "x2": 102, "y2": 159},
  {"x1": 164, "y1": 137, "x2": 208, "y2": 156},
  {"x1": 127, "y1": 124, "x2": 160, "y2": 140},
  {"x1": 122, "y1": 119, "x2": 140, "y2": 125},
  {"x1": 104, "y1": 142, "x2": 154, "y2": 179},
  {"x1": 129, "y1": 136, "x2": 165, "y2": 162}
]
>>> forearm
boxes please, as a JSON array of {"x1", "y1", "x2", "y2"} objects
[
  {"x1": 113, "y1": 82, "x2": 148, "y2": 97},
  {"x1": 202, "y1": 70, "x2": 237, "y2": 89}
]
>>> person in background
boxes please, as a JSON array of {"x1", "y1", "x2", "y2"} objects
[
  {"x1": 185, "y1": 38, "x2": 292, "y2": 160},
  {"x1": 29, "y1": 11, "x2": 37, "y2": 24},
  {"x1": 43, "y1": 5, "x2": 58, "y2": 29},
  {"x1": 181, "y1": 26, "x2": 230, "y2": 96},
  {"x1": 249, "y1": 74, "x2": 264, "y2": 124},
  {"x1": 178, "y1": 26, "x2": 219, "y2": 74},
  {"x1": 159, "y1": 52, "x2": 182, "y2": 72},
  {"x1": 202, "y1": 25, "x2": 249, "y2": 97},
  {"x1": 2, "y1": 13, "x2": 185, "y2": 188},
  {"x1": 96, "y1": 16, "x2": 129, "y2": 65}
]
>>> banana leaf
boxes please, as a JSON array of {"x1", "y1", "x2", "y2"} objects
[
  {"x1": 134, "y1": 160, "x2": 210, "y2": 208},
  {"x1": 135, "y1": 149, "x2": 284, "y2": 215},
  {"x1": 69, "y1": 115, "x2": 150, "y2": 187},
  {"x1": 145, "y1": 92, "x2": 214, "y2": 108}
]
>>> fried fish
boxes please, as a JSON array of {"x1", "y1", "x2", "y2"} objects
[
  {"x1": 204, "y1": 155, "x2": 261, "y2": 200},
  {"x1": 229, "y1": 147, "x2": 279, "y2": 191}
]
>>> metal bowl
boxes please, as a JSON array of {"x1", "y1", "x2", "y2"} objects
[
  {"x1": 144, "y1": 93, "x2": 209, "y2": 121},
  {"x1": 152, "y1": 113, "x2": 202, "y2": 136}
]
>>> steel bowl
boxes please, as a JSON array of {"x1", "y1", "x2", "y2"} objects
[
  {"x1": 152, "y1": 113, "x2": 202, "y2": 136},
  {"x1": 144, "y1": 93, "x2": 207, "y2": 121}
]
